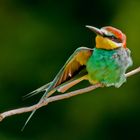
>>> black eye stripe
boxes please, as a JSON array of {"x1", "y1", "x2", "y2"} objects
[
  {"x1": 110, "y1": 37, "x2": 122, "y2": 43},
  {"x1": 103, "y1": 34, "x2": 122, "y2": 43}
]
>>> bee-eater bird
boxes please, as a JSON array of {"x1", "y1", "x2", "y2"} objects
[{"x1": 22, "y1": 25, "x2": 133, "y2": 130}]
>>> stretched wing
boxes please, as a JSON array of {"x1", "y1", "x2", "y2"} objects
[
  {"x1": 51, "y1": 47, "x2": 93, "y2": 88},
  {"x1": 25, "y1": 47, "x2": 93, "y2": 98},
  {"x1": 21, "y1": 47, "x2": 93, "y2": 131}
]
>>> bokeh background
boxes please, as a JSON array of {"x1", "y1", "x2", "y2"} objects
[{"x1": 0, "y1": 0, "x2": 140, "y2": 140}]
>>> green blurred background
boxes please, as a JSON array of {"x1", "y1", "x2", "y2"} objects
[{"x1": 0, "y1": 0, "x2": 140, "y2": 140}]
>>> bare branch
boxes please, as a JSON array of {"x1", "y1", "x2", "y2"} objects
[
  {"x1": 125, "y1": 67, "x2": 140, "y2": 77},
  {"x1": 0, "y1": 67, "x2": 140, "y2": 122}
]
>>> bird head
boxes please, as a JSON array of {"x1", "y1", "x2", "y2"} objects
[{"x1": 86, "y1": 25, "x2": 126, "y2": 50}]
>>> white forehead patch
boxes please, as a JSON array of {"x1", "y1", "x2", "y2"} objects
[{"x1": 101, "y1": 29, "x2": 113, "y2": 36}]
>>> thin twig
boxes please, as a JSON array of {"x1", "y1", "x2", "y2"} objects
[{"x1": 0, "y1": 67, "x2": 140, "y2": 122}]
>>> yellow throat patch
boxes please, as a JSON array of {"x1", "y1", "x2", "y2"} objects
[{"x1": 95, "y1": 35, "x2": 119, "y2": 50}]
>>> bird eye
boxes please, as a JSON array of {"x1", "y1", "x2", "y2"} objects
[
  {"x1": 103, "y1": 34, "x2": 122, "y2": 43},
  {"x1": 108, "y1": 35, "x2": 122, "y2": 43},
  {"x1": 110, "y1": 35, "x2": 117, "y2": 40}
]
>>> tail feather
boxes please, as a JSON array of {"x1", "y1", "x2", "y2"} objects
[
  {"x1": 23, "y1": 82, "x2": 52, "y2": 99},
  {"x1": 21, "y1": 73, "x2": 87, "y2": 130},
  {"x1": 21, "y1": 110, "x2": 36, "y2": 131},
  {"x1": 21, "y1": 85, "x2": 56, "y2": 131}
]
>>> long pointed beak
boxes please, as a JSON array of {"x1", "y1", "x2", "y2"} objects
[{"x1": 86, "y1": 25, "x2": 103, "y2": 36}]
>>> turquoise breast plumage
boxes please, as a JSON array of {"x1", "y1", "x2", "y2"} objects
[{"x1": 86, "y1": 47, "x2": 132, "y2": 87}]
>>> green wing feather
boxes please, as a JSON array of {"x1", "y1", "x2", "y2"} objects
[
  {"x1": 23, "y1": 82, "x2": 52, "y2": 99},
  {"x1": 22, "y1": 47, "x2": 93, "y2": 130}
]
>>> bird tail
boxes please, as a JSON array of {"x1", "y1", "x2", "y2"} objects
[
  {"x1": 21, "y1": 83, "x2": 55, "y2": 131},
  {"x1": 21, "y1": 90, "x2": 55, "y2": 131},
  {"x1": 21, "y1": 74, "x2": 88, "y2": 131},
  {"x1": 23, "y1": 82, "x2": 52, "y2": 99},
  {"x1": 21, "y1": 109, "x2": 36, "y2": 131}
]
